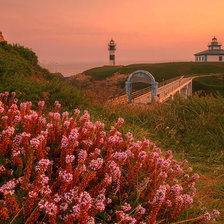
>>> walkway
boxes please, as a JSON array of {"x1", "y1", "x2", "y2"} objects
[
  {"x1": 108, "y1": 76, "x2": 194, "y2": 105},
  {"x1": 133, "y1": 76, "x2": 193, "y2": 104}
]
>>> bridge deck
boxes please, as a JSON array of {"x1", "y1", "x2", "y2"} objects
[{"x1": 108, "y1": 76, "x2": 193, "y2": 105}]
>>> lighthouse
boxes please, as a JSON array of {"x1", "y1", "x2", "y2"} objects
[{"x1": 108, "y1": 39, "x2": 116, "y2": 65}]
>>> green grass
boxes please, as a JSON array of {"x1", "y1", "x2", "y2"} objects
[
  {"x1": 103, "y1": 95, "x2": 224, "y2": 159},
  {"x1": 193, "y1": 75, "x2": 224, "y2": 96},
  {"x1": 101, "y1": 95, "x2": 224, "y2": 222},
  {"x1": 84, "y1": 62, "x2": 224, "y2": 81}
]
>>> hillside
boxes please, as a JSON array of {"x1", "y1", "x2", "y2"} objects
[
  {"x1": 83, "y1": 62, "x2": 224, "y2": 81},
  {"x1": 67, "y1": 62, "x2": 224, "y2": 101},
  {"x1": 0, "y1": 41, "x2": 88, "y2": 110},
  {"x1": 193, "y1": 74, "x2": 224, "y2": 96}
]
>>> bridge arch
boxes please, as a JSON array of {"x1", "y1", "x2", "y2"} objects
[{"x1": 125, "y1": 70, "x2": 158, "y2": 103}]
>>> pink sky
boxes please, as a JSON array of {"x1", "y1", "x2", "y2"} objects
[{"x1": 1, "y1": 0, "x2": 224, "y2": 64}]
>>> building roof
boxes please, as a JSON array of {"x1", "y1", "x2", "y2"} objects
[{"x1": 194, "y1": 49, "x2": 224, "y2": 56}]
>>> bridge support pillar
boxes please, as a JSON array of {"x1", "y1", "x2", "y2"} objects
[
  {"x1": 125, "y1": 81, "x2": 132, "y2": 103},
  {"x1": 151, "y1": 82, "x2": 158, "y2": 103},
  {"x1": 187, "y1": 81, "x2": 192, "y2": 96},
  {"x1": 181, "y1": 85, "x2": 188, "y2": 99}
]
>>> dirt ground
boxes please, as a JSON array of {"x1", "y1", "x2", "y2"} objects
[{"x1": 66, "y1": 73, "x2": 129, "y2": 103}]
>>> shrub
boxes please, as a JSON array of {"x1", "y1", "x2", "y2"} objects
[
  {"x1": 12, "y1": 44, "x2": 38, "y2": 65},
  {"x1": 0, "y1": 92, "x2": 220, "y2": 223}
]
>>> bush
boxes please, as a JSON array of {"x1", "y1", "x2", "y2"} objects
[
  {"x1": 12, "y1": 44, "x2": 38, "y2": 65},
  {"x1": 0, "y1": 93, "x2": 220, "y2": 223}
]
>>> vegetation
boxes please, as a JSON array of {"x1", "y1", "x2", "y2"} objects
[
  {"x1": 0, "y1": 41, "x2": 223, "y2": 223},
  {"x1": 102, "y1": 95, "x2": 224, "y2": 223},
  {"x1": 0, "y1": 41, "x2": 88, "y2": 111},
  {"x1": 83, "y1": 62, "x2": 224, "y2": 81},
  {"x1": 104, "y1": 95, "x2": 224, "y2": 158},
  {"x1": 0, "y1": 93, "x2": 220, "y2": 223},
  {"x1": 193, "y1": 75, "x2": 224, "y2": 96}
]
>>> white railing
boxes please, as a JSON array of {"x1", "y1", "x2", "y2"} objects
[
  {"x1": 106, "y1": 76, "x2": 192, "y2": 105},
  {"x1": 158, "y1": 77, "x2": 192, "y2": 102}
]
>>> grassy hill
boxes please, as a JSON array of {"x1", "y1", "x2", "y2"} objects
[
  {"x1": 193, "y1": 74, "x2": 224, "y2": 96},
  {"x1": 0, "y1": 41, "x2": 88, "y2": 110},
  {"x1": 83, "y1": 62, "x2": 224, "y2": 81}
]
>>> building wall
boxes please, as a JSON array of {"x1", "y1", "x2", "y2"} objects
[
  {"x1": 195, "y1": 56, "x2": 206, "y2": 62},
  {"x1": 207, "y1": 55, "x2": 223, "y2": 62},
  {"x1": 195, "y1": 55, "x2": 223, "y2": 62}
]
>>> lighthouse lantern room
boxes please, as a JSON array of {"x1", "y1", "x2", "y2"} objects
[{"x1": 108, "y1": 39, "x2": 116, "y2": 65}]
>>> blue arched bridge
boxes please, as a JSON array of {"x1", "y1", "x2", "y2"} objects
[{"x1": 108, "y1": 70, "x2": 194, "y2": 105}]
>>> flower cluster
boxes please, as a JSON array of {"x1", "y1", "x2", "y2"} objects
[{"x1": 0, "y1": 92, "x2": 220, "y2": 223}]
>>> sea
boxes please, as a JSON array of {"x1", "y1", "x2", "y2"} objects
[{"x1": 41, "y1": 62, "x2": 107, "y2": 77}]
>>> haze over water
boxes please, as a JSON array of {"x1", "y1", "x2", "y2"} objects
[{"x1": 41, "y1": 62, "x2": 106, "y2": 77}]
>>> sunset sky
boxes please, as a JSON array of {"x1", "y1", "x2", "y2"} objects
[{"x1": 1, "y1": 0, "x2": 224, "y2": 65}]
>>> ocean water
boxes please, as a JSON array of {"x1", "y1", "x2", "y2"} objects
[{"x1": 41, "y1": 62, "x2": 106, "y2": 77}]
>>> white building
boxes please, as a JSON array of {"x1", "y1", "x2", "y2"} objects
[{"x1": 194, "y1": 37, "x2": 224, "y2": 62}]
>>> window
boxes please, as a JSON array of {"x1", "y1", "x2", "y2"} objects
[
  {"x1": 110, "y1": 55, "x2": 115, "y2": 60},
  {"x1": 219, "y1": 56, "x2": 223, "y2": 61}
]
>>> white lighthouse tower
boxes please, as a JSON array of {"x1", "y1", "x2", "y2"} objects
[{"x1": 108, "y1": 39, "x2": 116, "y2": 65}]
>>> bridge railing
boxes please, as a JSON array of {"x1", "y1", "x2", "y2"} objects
[
  {"x1": 158, "y1": 77, "x2": 191, "y2": 101},
  {"x1": 131, "y1": 75, "x2": 184, "y2": 100},
  {"x1": 107, "y1": 75, "x2": 185, "y2": 104}
]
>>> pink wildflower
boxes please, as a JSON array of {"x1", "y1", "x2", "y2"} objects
[
  {"x1": 191, "y1": 173, "x2": 200, "y2": 181},
  {"x1": 78, "y1": 191, "x2": 92, "y2": 209},
  {"x1": 136, "y1": 204, "x2": 146, "y2": 215},
  {"x1": 89, "y1": 158, "x2": 104, "y2": 171},
  {"x1": 53, "y1": 112, "x2": 61, "y2": 121},
  {"x1": 72, "y1": 204, "x2": 80, "y2": 217},
  {"x1": 65, "y1": 155, "x2": 75, "y2": 163},
  {"x1": 61, "y1": 136, "x2": 69, "y2": 149},
  {"x1": 152, "y1": 185, "x2": 167, "y2": 204},
  {"x1": 138, "y1": 151, "x2": 147, "y2": 161},
  {"x1": 112, "y1": 152, "x2": 127, "y2": 163},
  {"x1": 3, "y1": 126, "x2": 15, "y2": 136},
  {"x1": 212, "y1": 209, "x2": 220, "y2": 217},
  {"x1": 171, "y1": 184, "x2": 183, "y2": 194},
  {"x1": 38, "y1": 101, "x2": 45, "y2": 109},
  {"x1": 30, "y1": 138, "x2": 40, "y2": 148},
  {"x1": 59, "y1": 170, "x2": 73, "y2": 182},
  {"x1": 121, "y1": 202, "x2": 131, "y2": 212},
  {"x1": 40, "y1": 174, "x2": 49, "y2": 185},
  {"x1": 78, "y1": 150, "x2": 87, "y2": 162}
]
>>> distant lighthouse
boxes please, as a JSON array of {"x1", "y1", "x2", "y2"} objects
[{"x1": 108, "y1": 39, "x2": 116, "y2": 65}]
